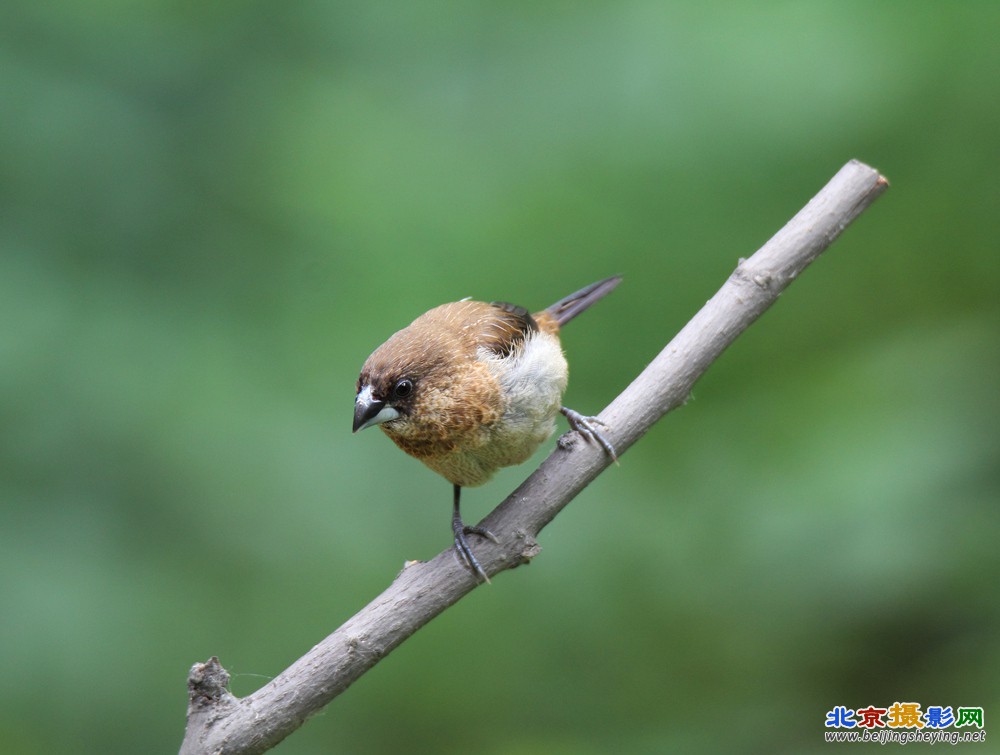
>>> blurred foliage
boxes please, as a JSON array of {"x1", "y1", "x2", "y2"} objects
[{"x1": 1, "y1": 1, "x2": 998, "y2": 753}]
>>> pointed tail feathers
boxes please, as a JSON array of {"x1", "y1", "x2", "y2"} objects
[{"x1": 545, "y1": 275, "x2": 622, "y2": 327}]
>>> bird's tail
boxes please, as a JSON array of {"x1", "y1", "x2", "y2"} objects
[{"x1": 545, "y1": 275, "x2": 622, "y2": 327}]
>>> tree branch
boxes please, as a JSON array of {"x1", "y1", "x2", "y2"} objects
[{"x1": 180, "y1": 159, "x2": 889, "y2": 754}]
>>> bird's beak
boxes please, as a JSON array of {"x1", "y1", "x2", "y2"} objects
[{"x1": 353, "y1": 385, "x2": 400, "y2": 432}]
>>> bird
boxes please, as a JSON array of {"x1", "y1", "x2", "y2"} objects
[{"x1": 353, "y1": 276, "x2": 621, "y2": 582}]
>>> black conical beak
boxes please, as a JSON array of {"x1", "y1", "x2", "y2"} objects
[{"x1": 353, "y1": 385, "x2": 398, "y2": 432}]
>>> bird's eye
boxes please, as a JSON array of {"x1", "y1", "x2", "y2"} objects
[{"x1": 392, "y1": 379, "x2": 414, "y2": 399}]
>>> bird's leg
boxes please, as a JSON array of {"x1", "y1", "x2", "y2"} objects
[
  {"x1": 560, "y1": 406, "x2": 618, "y2": 461},
  {"x1": 452, "y1": 484, "x2": 499, "y2": 583}
]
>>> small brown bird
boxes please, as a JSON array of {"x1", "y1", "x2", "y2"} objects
[{"x1": 353, "y1": 276, "x2": 620, "y2": 581}]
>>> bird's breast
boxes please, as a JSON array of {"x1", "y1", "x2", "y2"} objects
[
  {"x1": 485, "y1": 330, "x2": 568, "y2": 426},
  {"x1": 460, "y1": 330, "x2": 568, "y2": 481},
  {"x1": 382, "y1": 330, "x2": 569, "y2": 488}
]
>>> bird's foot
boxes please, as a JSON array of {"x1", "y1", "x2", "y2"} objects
[
  {"x1": 453, "y1": 519, "x2": 499, "y2": 583},
  {"x1": 560, "y1": 406, "x2": 618, "y2": 462}
]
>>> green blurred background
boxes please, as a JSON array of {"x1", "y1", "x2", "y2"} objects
[{"x1": 2, "y1": 2, "x2": 997, "y2": 753}]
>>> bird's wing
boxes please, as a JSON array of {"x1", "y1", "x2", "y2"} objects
[{"x1": 479, "y1": 301, "x2": 539, "y2": 358}]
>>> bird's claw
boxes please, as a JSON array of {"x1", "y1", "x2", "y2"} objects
[
  {"x1": 453, "y1": 520, "x2": 498, "y2": 583},
  {"x1": 560, "y1": 406, "x2": 618, "y2": 462}
]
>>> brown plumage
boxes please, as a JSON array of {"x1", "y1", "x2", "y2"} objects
[{"x1": 354, "y1": 276, "x2": 620, "y2": 581}]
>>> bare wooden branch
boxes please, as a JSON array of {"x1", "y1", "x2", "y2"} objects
[{"x1": 180, "y1": 159, "x2": 889, "y2": 754}]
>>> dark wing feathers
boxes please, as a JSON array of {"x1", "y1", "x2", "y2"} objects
[{"x1": 481, "y1": 301, "x2": 538, "y2": 358}]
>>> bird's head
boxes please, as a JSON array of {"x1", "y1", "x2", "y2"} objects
[
  {"x1": 353, "y1": 314, "x2": 455, "y2": 439},
  {"x1": 353, "y1": 369, "x2": 417, "y2": 433},
  {"x1": 353, "y1": 303, "x2": 509, "y2": 458}
]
